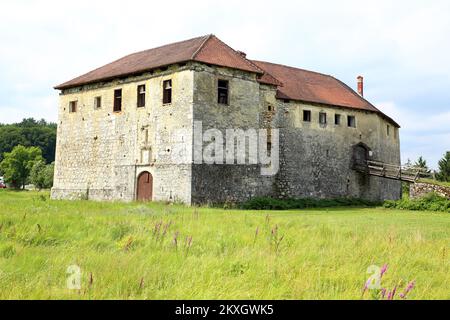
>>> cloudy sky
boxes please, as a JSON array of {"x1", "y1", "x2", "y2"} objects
[{"x1": 1, "y1": 0, "x2": 449, "y2": 168}]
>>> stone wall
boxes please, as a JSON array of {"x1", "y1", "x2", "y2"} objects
[
  {"x1": 275, "y1": 101, "x2": 401, "y2": 201},
  {"x1": 191, "y1": 63, "x2": 279, "y2": 204},
  {"x1": 410, "y1": 183, "x2": 450, "y2": 199},
  {"x1": 52, "y1": 64, "x2": 194, "y2": 203}
]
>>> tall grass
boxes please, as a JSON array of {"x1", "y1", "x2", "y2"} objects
[{"x1": 0, "y1": 190, "x2": 449, "y2": 300}]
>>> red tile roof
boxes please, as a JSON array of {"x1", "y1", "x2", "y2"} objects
[
  {"x1": 252, "y1": 60, "x2": 399, "y2": 127},
  {"x1": 55, "y1": 35, "x2": 398, "y2": 127},
  {"x1": 55, "y1": 35, "x2": 262, "y2": 90}
]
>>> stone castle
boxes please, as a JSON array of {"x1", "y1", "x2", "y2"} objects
[{"x1": 51, "y1": 34, "x2": 401, "y2": 204}]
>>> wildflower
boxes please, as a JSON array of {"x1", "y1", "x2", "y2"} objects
[
  {"x1": 381, "y1": 288, "x2": 387, "y2": 299},
  {"x1": 380, "y1": 264, "x2": 388, "y2": 278},
  {"x1": 400, "y1": 281, "x2": 415, "y2": 299}
]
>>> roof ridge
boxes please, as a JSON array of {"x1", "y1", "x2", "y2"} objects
[
  {"x1": 191, "y1": 34, "x2": 214, "y2": 60},
  {"x1": 204, "y1": 35, "x2": 264, "y2": 74},
  {"x1": 124, "y1": 34, "x2": 210, "y2": 59},
  {"x1": 252, "y1": 60, "x2": 333, "y2": 78}
]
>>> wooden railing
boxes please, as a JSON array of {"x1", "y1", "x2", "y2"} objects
[{"x1": 353, "y1": 160, "x2": 428, "y2": 183}]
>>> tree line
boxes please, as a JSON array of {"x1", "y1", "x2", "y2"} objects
[
  {"x1": 0, "y1": 118, "x2": 56, "y2": 189},
  {"x1": 405, "y1": 154, "x2": 450, "y2": 182}
]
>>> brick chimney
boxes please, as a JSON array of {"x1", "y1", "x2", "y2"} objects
[{"x1": 357, "y1": 76, "x2": 364, "y2": 97}]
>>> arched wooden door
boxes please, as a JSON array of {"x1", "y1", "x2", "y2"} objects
[{"x1": 137, "y1": 171, "x2": 153, "y2": 202}]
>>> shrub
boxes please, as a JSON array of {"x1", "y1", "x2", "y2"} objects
[
  {"x1": 383, "y1": 192, "x2": 450, "y2": 213},
  {"x1": 241, "y1": 197, "x2": 380, "y2": 210},
  {"x1": 30, "y1": 161, "x2": 54, "y2": 190}
]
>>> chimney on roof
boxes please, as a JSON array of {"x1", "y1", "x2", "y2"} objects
[
  {"x1": 357, "y1": 76, "x2": 364, "y2": 97},
  {"x1": 237, "y1": 51, "x2": 247, "y2": 58}
]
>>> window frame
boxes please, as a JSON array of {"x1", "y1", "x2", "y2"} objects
[
  {"x1": 334, "y1": 114, "x2": 341, "y2": 125},
  {"x1": 163, "y1": 80, "x2": 172, "y2": 105},
  {"x1": 347, "y1": 115, "x2": 356, "y2": 128},
  {"x1": 217, "y1": 79, "x2": 229, "y2": 105},
  {"x1": 69, "y1": 101, "x2": 77, "y2": 113},
  {"x1": 319, "y1": 112, "x2": 327, "y2": 125},
  {"x1": 303, "y1": 110, "x2": 312, "y2": 122},
  {"x1": 114, "y1": 89, "x2": 122, "y2": 113},
  {"x1": 94, "y1": 96, "x2": 102, "y2": 109},
  {"x1": 137, "y1": 84, "x2": 146, "y2": 108}
]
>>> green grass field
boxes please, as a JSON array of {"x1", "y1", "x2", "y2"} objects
[{"x1": 0, "y1": 190, "x2": 448, "y2": 300}]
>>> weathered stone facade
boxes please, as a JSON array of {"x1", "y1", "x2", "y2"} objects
[
  {"x1": 410, "y1": 183, "x2": 450, "y2": 199},
  {"x1": 52, "y1": 56, "x2": 402, "y2": 204}
]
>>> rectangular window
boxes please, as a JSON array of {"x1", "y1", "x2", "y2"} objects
[
  {"x1": 387, "y1": 125, "x2": 390, "y2": 136},
  {"x1": 94, "y1": 96, "x2": 102, "y2": 109},
  {"x1": 335, "y1": 114, "x2": 341, "y2": 125},
  {"x1": 218, "y1": 80, "x2": 229, "y2": 105},
  {"x1": 303, "y1": 110, "x2": 311, "y2": 122},
  {"x1": 114, "y1": 89, "x2": 122, "y2": 112},
  {"x1": 137, "y1": 85, "x2": 146, "y2": 108},
  {"x1": 69, "y1": 101, "x2": 77, "y2": 113},
  {"x1": 319, "y1": 112, "x2": 327, "y2": 124},
  {"x1": 348, "y1": 115, "x2": 356, "y2": 128},
  {"x1": 163, "y1": 80, "x2": 172, "y2": 104}
]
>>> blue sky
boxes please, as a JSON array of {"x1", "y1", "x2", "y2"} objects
[{"x1": 1, "y1": 0, "x2": 449, "y2": 168}]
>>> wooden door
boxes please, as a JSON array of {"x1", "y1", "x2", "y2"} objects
[{"x1": 137, "y1": 171, "x2": 153, "y2": 201}]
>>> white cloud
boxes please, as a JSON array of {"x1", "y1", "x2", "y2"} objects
[{"x1": 377, "y1": 101, "x2": 450, "y2": 168}]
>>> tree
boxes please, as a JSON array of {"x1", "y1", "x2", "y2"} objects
[
  {"x1": 30, "y1": 161, "x2": 54, "y2": 190},
  {"x1": 0, "y1": 145, "x2": 44, "y2": 189},
  {"x1": 436, "y1": 152, "x2": 450, "y2": 182},
  {"x1": 0, "y1": 118, "x2": 56, "y2": 163},
  {"x1": 414, "y1": 156, "x2": 430, "y2": 174}
]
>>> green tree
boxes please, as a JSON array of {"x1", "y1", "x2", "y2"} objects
[
  {"x1": 436, "y1": 152, "x2": 450, "y2": 182},
  {"x1": 0, "y1": 145, "x2": 44, "y2": 189},
  {"x1": 30, "y1": 161, "x2": 54, "y2": 190},
  {"x1": 414, "y1": 156, "x2": 430, "y2": 174},
  {"x1": 0, "y1": 118, "x2": 56, "y2": 163}
]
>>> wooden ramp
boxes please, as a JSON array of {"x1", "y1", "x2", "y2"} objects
[{"x1": 353, "y1": 160, "x2": 422, "y2": 183}]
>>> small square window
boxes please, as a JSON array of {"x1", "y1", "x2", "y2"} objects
[
  {"x1": 163, "y1": 80, "x2": 172, "y2": 104},
  {"x1": 94, "y1": 96, "x2": 102, "y2": 109},
  {"x1": 348, "y1": 115, "x2": 356, "y2": 128},
  {"x1": 319, "y1": 112, "x2": 327, "y2": 124},
  {"x1": 335, "y1": 114, "x2": 341, "y2": 125},
  {"x1": 303, "y1": 110, "x2": 311, "y2": 122},
  {"x1": 218, "y1": 80, "x2": 229, "y2": 105},
  {"x1": 69, "y1": 101, "x2": 77, "y2": 113},
  {"x1": 137, "y1": 85, "x2": 146, "y2": 108}
]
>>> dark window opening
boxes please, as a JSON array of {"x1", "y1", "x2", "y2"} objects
[
  {"x1": 335, "y1": 114, "x2": 341, "y2": 125},
  {"x1": 94, "y1": 96, "x2": 102, "y2": 109},
  {"x1": 387, "y1": 125, "x2": 390, "y2": 136},
  {"x1": 303, "y1": 110, "x2": 311, "y2": 122},
  {"x1": 268, "y1": 105, "x2": 275, "y2": 112},
  {"x1": 218, "y1": 80, "x2": 229, "y2": 105},
  {"x1": 319, "y1": 112, "x2": 327, "y2": 124},
  {"x1": 114, "y1": 89, "x2": 122, "y2": 112},
  {"x1": 348, "y1": 115, "x2": 356, "y2": 128},
  {"x1": 137, "y1": 85, "x2": 146, "y2": 108},
  {"x1": 163, "y1": 80, "x2": 172, "y2": 104},
  {"x1": 69, "y1": 101, "x2": 77, "y2": 113},
  {"x1": 267, "y1": 142, "x2": 272, "y2": 157}
]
